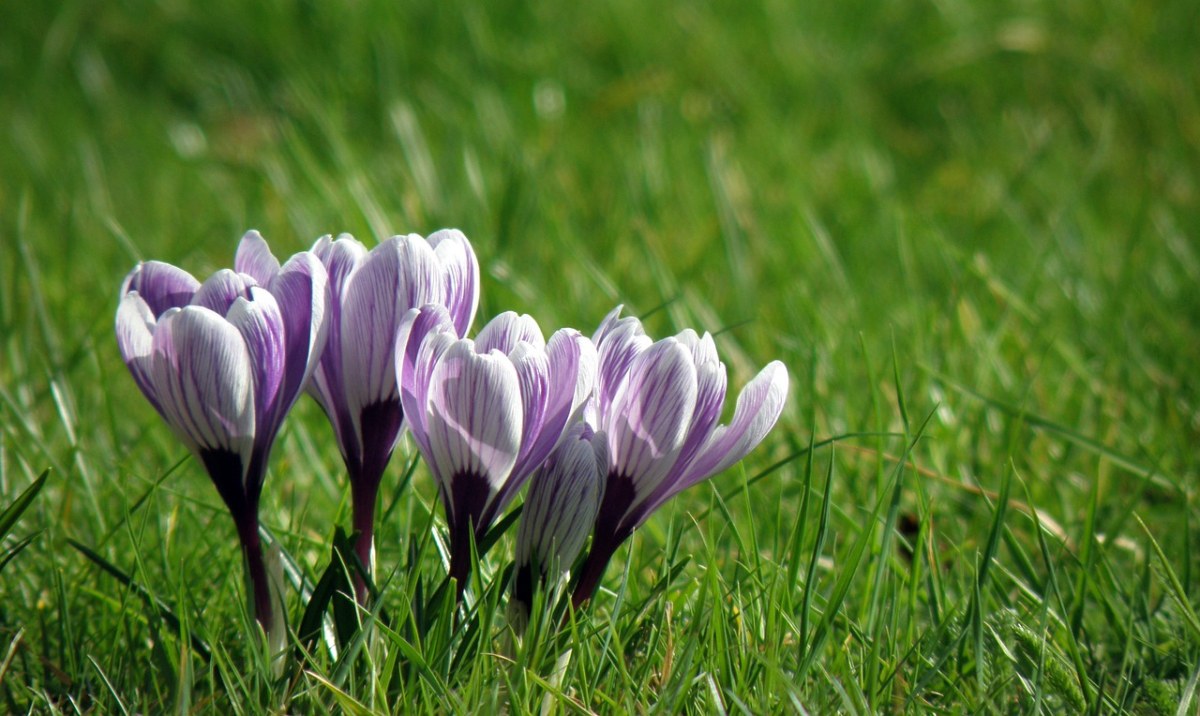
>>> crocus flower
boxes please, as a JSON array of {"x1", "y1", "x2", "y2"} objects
[
  {"x1": 572, "y1": 307, "x2": 788, "y2": 606},
  {"x1": 116, "y1": 232, "x2": 328, "y2": 638},
  {"x1": 510, "y1": 420, "x2": 606, "y2": 629},
  {"x1": 242, "y1": 230, "x2": 478, "y2": 598},
  {"x1": 397, "y1": 306, "x2": 596, "y2": 591}
]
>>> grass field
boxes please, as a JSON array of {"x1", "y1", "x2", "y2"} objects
[{"x1": 3, "y1": 0, "x2": 1200, "y2": 712}]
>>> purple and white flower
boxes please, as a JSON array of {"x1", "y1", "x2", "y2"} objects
[
  {"x1": 243, "y1": 230, "x2": 478, "y2": 593},
  {"x1": 510, "y1": 420, "x2": 606, "y2": 626},
  {"x1": 116, "y1": 231, "x2": 328, "y2": 634},
  {"x1": 397, "y1": 306, "x2": 596, "y2": 590},
  {"x1": 572, "y1": 306, "x2": 788, "y2": 605}
]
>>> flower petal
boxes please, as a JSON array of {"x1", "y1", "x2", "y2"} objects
[
  {"x1": 637, "y1": 360, "x2": 788, "y2": 523},
  {"x1": 424, "y1": 341, "x2": 522, "y2": 516},
  {"x1": 604, "y1": 338, "x2": 697, "y2": 504},
  {"x1": 115, "y1": 293, "x2": 162, "y2": 412},
  {"x1": 306, "y1": 234, "x2": 368, "y2": 455},
  {"x1": 192, "y1": 269, "x2": 256, "y2": 315},
  {"x1": 339, "y1": 237, "x2": 442, "y2": 443},
  {"x1": 149, "y1": 306, "x2": 256, "y2": 472},
  {"x1": 475, "y1": 311, "x2": 545, "y2": 354},
  {"x1": 385, "y1": 235, "x2": 445, "y2": 308},
  {"x1": 661, "y1": 330, "x2": 727, "y2": 485},
  {"x1": 591, "y1": 305, "x2": 630, "y2": 347},
  {"x1": 313, "y1": 233, "x2": 368, "y2": 297},
  {"x1": 396, "y1": 305, "x2": 458, "y2": 456},
  {"x1": 510, "y1": 329, "x2": 596, "y2": 481},
  {"x1": 506, "y1": 343, "x2": 549, "y2": 481},
  {"x1": 567, "y1": 331, "x2": 599, "y2": 418},
  {"x1": 225, "y1": 288, "x2": 287, "y2": 437},
  {"x1": 268, "y1": 251, "x2": 329, "y2": 404},
  {"x1": 594, "y1": 308, "x2": 652, "y2": 415},
  {"x1": 428, "y1": 228, "x2": 480, "y2": 337},
  {"x1": 234, "y1": 230, "x2": 281, "y2": 286},
  {"x1": 121, "y1": 261, "x2": 200, "y2": 317},
  {"x1": 515, "y1": 423, "x2": 606, "y2": 581}
]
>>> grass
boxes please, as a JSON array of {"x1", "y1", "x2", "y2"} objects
[{"x1": 2, "y1": 0, "x2": 1199, "y2": 711}]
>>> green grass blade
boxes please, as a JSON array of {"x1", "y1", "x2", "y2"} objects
[
  {"x1": 66, "y1": 538, "x2": 212, "y2": 662},
  {"x1": 0, "y1": 531, "x2": 40, "y2": 573},
  {"x1": 931, "y1": 372, "x2": 1176, "y2": 490},
  {"x1": 0, "y1": 468, "x2": 48, "y2": 540},
  {"x1": 1136, "y1": 514, "x2": 1200, "y2": 641}
]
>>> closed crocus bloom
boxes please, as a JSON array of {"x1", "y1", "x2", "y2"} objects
[
  {"x1": 572, "y1": 306, "x2": 788, "y2": 606},
  {"x1": 397, "y1": 306, "x2": 596, "y2": 592},
  {"x1": 241, "y1": 230, "x2": 478, "y2": 599},
  {"x1": 511, "y1": 421, "x2": 606, "y2": 629},
  {"x1": 116, "y1": 232, "x2": 328, "y2": 639}
]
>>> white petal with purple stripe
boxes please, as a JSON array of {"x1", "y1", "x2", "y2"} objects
[{"x1": 424, "y1": 341, "x2": 523, "y2": 505}]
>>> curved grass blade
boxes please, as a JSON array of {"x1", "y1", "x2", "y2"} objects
[
  {"x1": 0, "y1": 469, "x2": 48, "y2": 540},
  {"x1": 0, "y1": 531, "x2": 40, "y2": 573},
  {"x1": 1136, "y1": 515, "x2": 1200, "y2": 641}
]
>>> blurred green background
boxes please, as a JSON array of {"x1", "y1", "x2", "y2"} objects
[{"x1": 3, "y1": 0, "x2": 1200, "y2": 710}]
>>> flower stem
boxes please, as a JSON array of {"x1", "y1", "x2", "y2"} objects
[
  {"x1": 449, "y1": 530, "x2": 472, "y2": 601},
  {"x1": 235, "y1": 515, "x2": 273, "y2": 634},
  {"x1": 571, "y1": 543, "x2": 615, "y2": 609},
  {"x1": 350, "y1": 476, "x2": 379, "y2": 605}
]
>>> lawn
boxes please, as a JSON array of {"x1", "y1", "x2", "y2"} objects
[{"x1": 2, "y1": 0, "x2": 1199, "y2": 712}]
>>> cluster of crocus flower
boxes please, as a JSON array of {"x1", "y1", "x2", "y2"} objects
[
  {"x1": 116, "y1": 229, "x2": 787, "y2": 643},
  {"x1": 116, "y1": 234, "x2": 328, "y2": 643}
]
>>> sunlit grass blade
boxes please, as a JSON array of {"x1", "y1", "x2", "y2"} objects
[
  {"x1": 307, "y1": 671, "x2": 376, "y2": 716},
  {"x1": 88, "y1": 655, "x2": 133, "y2": 716},
  {"x1": 1177, "y1": 658, "x2": 1200, "y2": 716},
  {"x1": 1136, "y1": 514, "x2": 1200, "y2": 641}
]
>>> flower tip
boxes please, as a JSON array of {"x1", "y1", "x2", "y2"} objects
[
  {"x1": 311, "y1": 233, "x2": 333, "y2": 254},
  {"x1": 426, "y1": 227, "x2": 469, "y2": 245},
  {"x1": 763, "y1": 359, "x2": 790, "y2": 399},
  {"x1": 119, "y1": 262, "x2": 142, "y2": 297},
  {"x1": 596, "y1": 304, "x2": 626, "y2": 332},
  {"x1": 235, "y1": 230, "x2": 282, "y2": 286}
]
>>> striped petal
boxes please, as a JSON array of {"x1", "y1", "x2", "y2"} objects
[
  {"x1": 641, "y1": 360, "x2": 788, "y2": 521},
  {"x1": 225, "y1": 288, "x2": 287, "y2": 438},
  {"x1": 396, "y1": 304, "x2": 458, "y2": 456},
  {"x1": 193, "y1": 269, "x2": 256, "y2": 315},
  {"x1": 509, "y1": 343, "x2": 550, "y2": 479},
  {"x1": 306, "y1": 234, "x2": 368, "y2": 456},
  {"x1": 312, "y1": 233, "x2": 369, "y2": 298},
  {"x1": 149, "y1": 306, "x2": 256, "y2": 472},
  {"x1": 605, "y1": 338, "x2": 697, "y2": 503},
  {"x1": 424, "y1": 341, "x2": 523, "y2": 509},
  {"x1": 267, "y1": 251, "x2": 328, "y2": 407},
  {"x1": 591, "y1": 305, "x2": 630, "y2": 347},
  {"x1": 234, "y1": 230, "x2": 281, "y2": 286},
  {"x1": 515, "y1": 423, "x2": 606, "y2": 586},
  {"x1": 121, "y1": 261, "x2": 201, "y2": 317},
  {"x1": 340, "y1": 237, "x2": 442, "y2": 443},
  {"x1": 384, "y1": 235, "x2": 445, "y2": 308},
  {"x1": 661, "y1": 330, "x2": 727, "y2": 486},
  {"x1": 429, "y1": 228, "x2": 480, "y2": 336},
  {"x1": 476, "y1": 311, "x2": 545, "y2": 354},
  {"x1": 116, "y1": 293, "x2": 162, "y2": 412},
  {"x1": 594, "y1": 307, "x2": 652, "y2": 414},
  {"x1": 510, "y1": 329, "x2": 597, "y2": 480}
]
